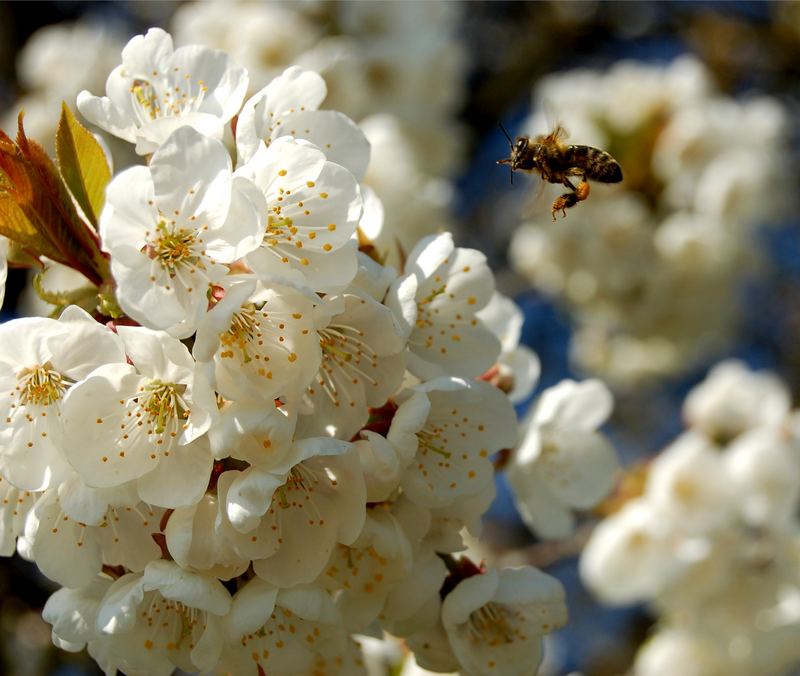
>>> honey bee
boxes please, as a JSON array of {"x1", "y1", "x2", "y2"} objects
[{"x1": 498, "y1": 124, "x2": 622, "y2": 220}]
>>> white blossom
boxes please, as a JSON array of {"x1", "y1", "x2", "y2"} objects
[
  {"x1": 25, "y1": 487, "x2": 164, "y2": 588},
  {"x1": 0, "y1": 476, "x2": 37, "y2": 555},
  {"x1": 94, "y1": 561, "x2": 231, "y2": 674},
  {"x1": 441, "y1": 566, "x2": 567, "y2": 676},
  {"x1": 61, "y1": 327, "x2": 216, "y2": 507},
  {"x1": 387, "y1": 233, "x2": 500, "y2": 380},
  {"x1": 0, "y1": 24, "x2": 568, "y2": 676},
  {"x1": 221, "y1": 578, "x2": 345, "y2": 675},
  {"x1": 477, "y1": 292, "x2": 541, "y2": 404},
  {"x1": 508, "y1": 379, "x2": 618, "y2": 538},
  {"x1": 164, "y1": 493, "x2": 249, "y2": 580},
  {"x1": 100, "y1": 126, "x2": 265, "y2": 338},
  {"x1": 78, "y1": 27, "x2": 248, "y2": 154},
  {"x1": 192, "y1": 278, "x2": 321, "y2": 405},
  {"x1": 399, "y1": 377, "x2": 517, "y2": 509},
  {"x1": 683, "y1": 360, "x2": 791, "y2": 442},
  {"x1": 236, "y1": 66, "x2": 370, "y2": 180},
  {"x1": 0, "y1": 307, "x2": 126, "y2": 491},
  {"x1": 298, "y1": 290, "x2": 406, "y2": 440},
  {"x1": 236, "y1": 135, "x2": 363, "y2": 293},
  {"x1": 218, "y1": 438, "x2": 366, "y2": 588}
]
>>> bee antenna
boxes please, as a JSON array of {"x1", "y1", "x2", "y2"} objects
[{"x1": 498, "y1": 124, "x2": 513, "y2": 184}]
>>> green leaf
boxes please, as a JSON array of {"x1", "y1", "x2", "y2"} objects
[
  {"x1": 0, "y1": 192, "x2": 61, "y2": 259},
  {"x1": 0, "y1": 113, "x2": 110, "y2": 287},
  {"x1": 56, "y1": 102, "x2": 111, "y2": 227}
]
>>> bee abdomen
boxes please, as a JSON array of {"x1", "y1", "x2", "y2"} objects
[{"x1": 566, "y1": 145, "x2": 623, "y2": 183}]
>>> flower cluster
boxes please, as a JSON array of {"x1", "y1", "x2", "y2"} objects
[
  {"x1": 0, "y1": 28, "x2": 570, "y2": 676},
  {"x1": 581, "y1": 360, "x2": 800, "y2": 675},
  {"x1": 508, "y1": 56, "x2": 790, "y2": 385},
  {"x1": 170, "y1": 0, "x2": 467, "y2": 261},
  {"x1": 2, "y1": 4, "x2": 467, "y2": 270}
]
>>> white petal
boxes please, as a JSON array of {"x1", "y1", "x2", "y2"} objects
[
  {"x1": 43, "y1": 577, "x2": 111, "y2": 647},
  {"x1": 535, "y1": 379, "x2": 613, "y2": 430},
  {"x1": 28, "y1": 491, "x2": 102, "y2": 588},
  {"x1": 150, "y1": 126, "x2": 232, "y2": 226},
  {"x1": 142, "y1": 560, "x2": 231, "y2": 616},
  {"x1": 280, "y1": 109, "x2": 370, "y2": 180},
  {"x1": 136, "y1": 436, "x2": 213, "y2": 509},
  {"x1": 225, "y1": 577, "x2": 279, "y2": 640}
]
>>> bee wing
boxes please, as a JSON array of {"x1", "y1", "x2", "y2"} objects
[
  {"x1": 521, "y1": 175, "x2": 548, "y2": 220},
  {"x1": 541, "y1": 98, "x2": 569, "y2": 140}
]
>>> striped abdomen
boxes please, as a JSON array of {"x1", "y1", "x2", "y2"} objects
[{"x1": 565, "y1": 145, "x2": 623, "y2": 183}]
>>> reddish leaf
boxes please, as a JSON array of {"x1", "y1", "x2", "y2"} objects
[{"x1": 0, "y1": 113, "x2": 109, "y2": 286}]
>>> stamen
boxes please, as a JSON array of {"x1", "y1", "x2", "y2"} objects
[{"x1": 16, "y1": 363, "x2": 69, "y2": 406}]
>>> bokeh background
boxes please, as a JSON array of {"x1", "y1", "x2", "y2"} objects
[{"x1": 0, "y1": 1, "x2": 799, "y2": 674}]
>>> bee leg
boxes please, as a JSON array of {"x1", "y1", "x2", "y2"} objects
[
  {"x1": 551, "y1": 192, "x2": 579, "y2": 220},
  {"x1": 576, "y1": 178, "x2": 591, "y2": 202}
]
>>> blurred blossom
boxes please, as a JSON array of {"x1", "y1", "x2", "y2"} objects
[
  {"x1": 508, "y1": 56, "x2": 791, "y2": 386},
  {"x1": 360, "y1": 114, "x2": 455, "y2": 262},
  {"x1": 171, "y1": 1, "x2": 321, "y2": 91},
  {"x1": 581, "y1": 360, "x2": 800, "y2": 676},
  {"x1": 2, "y1": 21, "x2": 125, "y2": 152}
]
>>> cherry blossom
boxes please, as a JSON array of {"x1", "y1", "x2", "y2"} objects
[
  {"x1": 387, "y1": 233, "x2": 501, "y2": 380},
  {"x1": 235, "y1": 66, "x2": 370, "y2": 180},
  {"x1": 507, "y1": 379, "x2": 618, "y2": 539},
  {"x1": 0, "y1": 307, "x2": 126, "y2": 491},
  {"x1": 25, "y1": 487, "x2": 164, "y2": 588},
  {"x1": 61, "y1": 327, "x2": 216, "y2": 507},
  {"x1": 476, "y1": 292, "x2": 541, "y2": 404},
  {"x1": 441, "y1": 566, "x2": 568, "y2": 676},
  {"x1": 78, "y1": 27, "x2": 248, "y2": 154},
  {"x1": 94, "y1": 560, "x2": 231, "y2": 674},
  {"x1": 192, "y1": 278, "x2": 321, "y2": 405},
  {"x1": 0, "y1": 25, "x2": 615, "y2": 676},
  {"x1": 0, "y1": 476, "x2": 37, "y2": 555},
  {"x1": 298, "y1": 290, "x2": 407, "y2": 439},
  {"x1": 683, "y1": 359, "x2": 791, "y2": 443},
  {"x1": 100, "y1": 126, "x2": 265, "y2": 338},
  {"x1": 219, "y1": 438, "x2": 366, "y2": 588},
  {"x1": 236, "y1": 136, "x2": 363, "y2": 293},
  {"x1": 398, "y1": 377, "x2": 517, "y2": 509},
  {"x1": 220, "y1": 578, "x2": 345, "y2": 675}
]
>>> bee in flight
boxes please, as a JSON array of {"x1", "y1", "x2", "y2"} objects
[{"x1": 498, "y1": 124, "x2": 623, "y2": 220}]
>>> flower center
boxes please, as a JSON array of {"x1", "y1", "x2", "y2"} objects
[
  {"x1": 309, "y1": 325, "x2": 378, "y2": 407},
  {"x1": 468, "y1": 602, "x2": 521, "y2": 645},
  {"x1": 141, "y1": 592, "x2": 205, "y2": 653},
  {"x1": 130, "y1": 75, "x2": 208, "y2": 122},
  {"x1": 151, "y1": 220, "x2": 203, "y2": 274},
  {"x1": 264, "y1": 212, "x2": 311, "y2": 267},
  {"x1": 131, "y1": 80, "x2": 161, "y2": 121},
  {"x1": 141, "y1": 381, "x2": 189, "y2": 435},
  {"x1": 220, "y1": 307, "x2": 260, "y2": 363},
  {"x1": 285, "y1": 463, "x2": 319, "y2": 493},
  {"x1": 415, "y1": 284, "x2": 446, "y2": 333},
  {"x1": 16, "y1": 363, "x2": 69, "y2": 406},
  {"x1": 417, "y1": 428, "x2": 451, "y2": 459}
]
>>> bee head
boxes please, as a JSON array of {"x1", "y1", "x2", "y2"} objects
[{"x1": 498, "y1": 136, "x2": 531, "y2": 169}]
